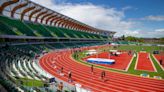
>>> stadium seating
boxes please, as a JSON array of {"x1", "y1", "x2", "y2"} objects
[
  {"x1": 0, "y1": 16, "x2": 36, "y2": 36},
  {"x1": 0, "y1": 41, "x2": 105, "y2": 91},
  {"x1": 0, "y1": 21, "x2": 17, "y2": 35},
  {"x1": 0, "y1": 15, "x2": 107, "y2": 40},
  {"x1": 45, "y1": 25, "x2": 67, "y2": 38},
  {"x1": 26, "y1": 22, "x2": 54, "y2": 37}
]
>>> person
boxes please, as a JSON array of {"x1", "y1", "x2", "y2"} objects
[
  {"x1": 68, "y1": 71, "x2": 72, "y2": 82},
  {"x1": 59, "y1": 67, "x2": 64, "y2": 76},
  {"x1": 57, "y1": 68, "x2": 60, "y2": 74},
  {"x1": 160, "y1": 59, "x2": 163, "y2": 65},
  {"x1": 114, "y1": 52, "x2": 118, "y2": 56},
  {"x1": 103, "y1": 71, "x2": 106, "y2": 78},
  {"x1": 91, "y1": 65, "x2": 94, "y2": 74},
  {"x1": 101, "y1": 71, "x2": 106, "y2": 82},
  {"x1": 134, "y1": 53, "x2": 136, "y2": 57},
  {"x1": 57, "y1": 82, "x2": 63, "y2": 92},
  {"x1": 147, "y1": 55, "x2": 149, "y2": 59},
  {"x1": 60, "y1": 67, "x2": 63, "y2": 73},
  {"x1": 128, "y1": 50, "x2": 131, "y2": 56},
  {"x1": 142, "y1": 48, "x2": 144, "y2": 51}
]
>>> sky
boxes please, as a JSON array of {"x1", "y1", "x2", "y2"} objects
[{"x1": 31, "y1": 0, "x2": 164, "y2": 38}]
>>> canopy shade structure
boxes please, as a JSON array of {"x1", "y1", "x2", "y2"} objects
[{"x1": 0, "y1": 0, "x2": 115, "y2": 37}]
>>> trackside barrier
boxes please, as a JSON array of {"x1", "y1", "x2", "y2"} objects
[{"x1": 75, "y1": 83, "x2": 92, "y2": 92}]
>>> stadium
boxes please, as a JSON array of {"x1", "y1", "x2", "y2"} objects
[{"x1": 0, "y1": 0, "x2": 164, "y2": 92}]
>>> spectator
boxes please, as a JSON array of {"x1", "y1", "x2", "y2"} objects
[{"x1": 57, "y1": 82, "x2": 63, "y2": 92}]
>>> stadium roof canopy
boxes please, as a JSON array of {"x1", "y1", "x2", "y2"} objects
[{"x1": 0, "y1": 0, "x2": 116, "y2": 36}]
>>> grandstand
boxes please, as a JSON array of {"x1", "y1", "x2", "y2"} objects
[{"x1": 0, "y1": 0, "x2": 164, "y2": 92}]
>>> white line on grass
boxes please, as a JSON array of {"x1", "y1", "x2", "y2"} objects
[
  {"x1": 134, "y1": 53, "x2": 139, "y2": 70},
  {"x1": 149, "y1": 54, "x2": 157, "y2": 72},
  {"x1": 125, "y1": 54, "x2": 135, "y2": 71}
]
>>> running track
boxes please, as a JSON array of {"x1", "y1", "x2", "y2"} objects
[
  {"x1": 39, "y1": 50, "x2": 164, "y2": 92},
  {"x1": 83, "y1": 52, "x2": 133, "y2": 70},
  {"x1": 136, "y1": 52, "x2": 155, "y2": 72}
]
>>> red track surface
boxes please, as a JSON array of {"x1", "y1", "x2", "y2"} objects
[
  {"x1": 83, "y1": 52, "x2": 132, "y2": 70},
  {"x1": 39, "y1": 50, "x2": 164, "y2": 92},
  {"x1": 154, "y1": 54, "x2": 164, "y2": 68},
  {"x1": 136, "y1": 52, "x2": 155, "y2": 72}
]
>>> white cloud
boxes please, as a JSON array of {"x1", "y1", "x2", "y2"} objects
[
  {"x1": 147, "y1": 29, "x2": 164, "y2": 38},
  {"x1": 128, "y1": 29, "x2": 164, "y2": 38},
  {"x1": 155, "y1": 28, "x2": 164, "y2": 32},
  {"x1": 130, "y1": 15, "x2": 164, "y2": 21},
  {"x1": 144, "y1": 15, "x2": 164, "y2": 21},
  {"x1": 31, "y1": 0, "x2": 164, "y2": 38},
  {"x1": 122, "y1": 6, "x2": 133, "y2": 11}
]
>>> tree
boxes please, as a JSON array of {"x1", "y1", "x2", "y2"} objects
[{"x1": 121, "y1": 35, "x2": 125, "y2": 40}]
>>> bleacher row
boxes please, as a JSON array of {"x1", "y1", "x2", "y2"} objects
[
  {"x1": 0, "y1": 15, "x2": 107, "y2": 39},
  {"x1": 0, "y1": 42, "x2": 105, "y2": 92}
]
